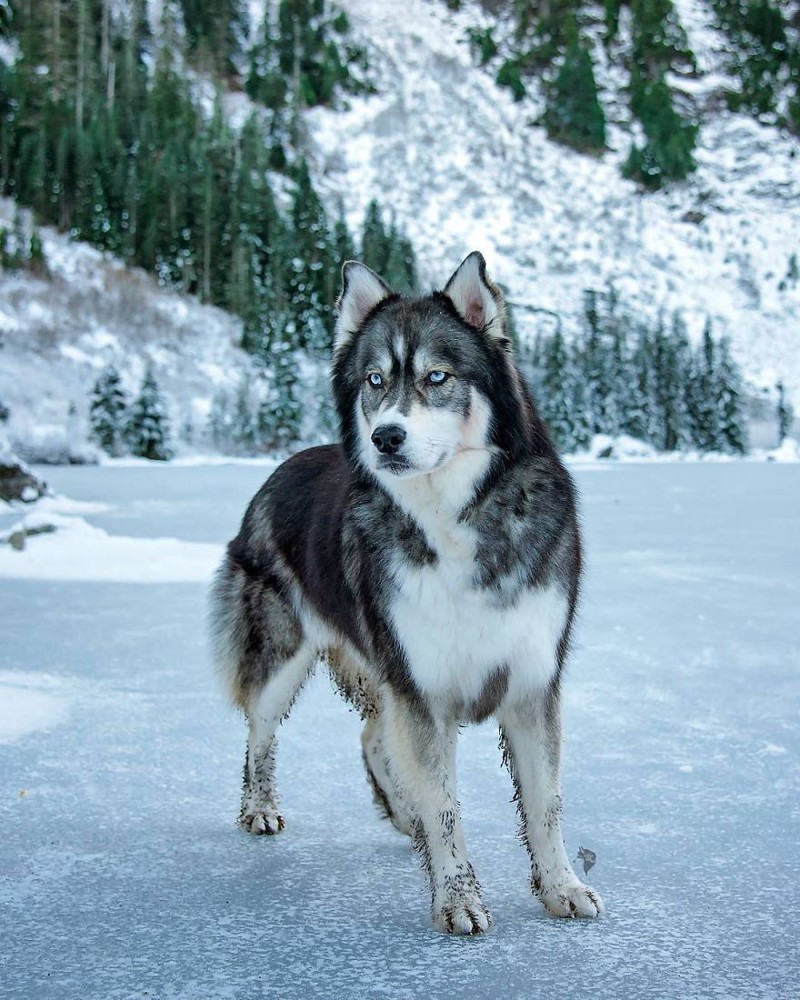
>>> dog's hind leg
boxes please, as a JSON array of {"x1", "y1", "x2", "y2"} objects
[
  {"x1": 209, "y1": 558, "x2": 315, "y2": 835},
  {"x1": 382, "y1": 688, "x2": 491, "y2": 935},
  {"x1": 499, "y1": 685, "x2": 603, "y2": 918},
  {"x1": 240, "y1": 643, "x2": 316, "y2": 834},
  {"x1": 328, "y1": 649, "x2": 414, "y2": 836},
  {"x1": 361, "y1": 707, "x2": 414, "y2": 837}
]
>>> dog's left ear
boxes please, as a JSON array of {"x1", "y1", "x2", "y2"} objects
[{"x1": 443, "y1": 251, "x2": 507, "y2": 343}]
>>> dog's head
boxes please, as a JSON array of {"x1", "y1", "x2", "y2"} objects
[{"x1": 332, "y1": 252, "x2": 525, "y2": 482}]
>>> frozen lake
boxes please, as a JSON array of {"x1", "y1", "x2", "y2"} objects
[{"x1": 1, "y1": 461, "x2": 798, "y2": 999}]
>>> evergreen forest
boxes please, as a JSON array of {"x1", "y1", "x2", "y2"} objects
[{"x1": 525, "y1": 290, "x2": 748, "y2": 455}]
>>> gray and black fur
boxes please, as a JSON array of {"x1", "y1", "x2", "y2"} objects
[{"x1": 209, "y1": 251, "x2": 603, "y2": 933}]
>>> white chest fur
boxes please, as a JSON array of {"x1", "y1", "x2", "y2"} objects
[
  {"x1": 388, "y1": 528, "x2": 568, "y2": 711},
  {"x1": 378, "y1": 447, "x2": 568, "y2": 712}
]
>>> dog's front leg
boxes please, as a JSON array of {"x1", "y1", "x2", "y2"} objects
[
  {"x1": 500, "y1": 689, "x2": 603, "y2": 918},
  {"x1": 383, "y1": 688, "x2": 491, "y2": 934}
]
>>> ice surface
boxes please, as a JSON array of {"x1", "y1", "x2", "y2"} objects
[{"x1": 1, "y1": 463, "x2": 798, "y2": 999}]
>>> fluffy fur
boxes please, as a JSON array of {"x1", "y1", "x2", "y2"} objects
[{"x1": 209, "y1": 251, "x2": 603, "y2": 933}]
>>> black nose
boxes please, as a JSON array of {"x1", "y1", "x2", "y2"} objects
[{"x1": 371, "y1": 424, "x2": 407, "y2": 456}]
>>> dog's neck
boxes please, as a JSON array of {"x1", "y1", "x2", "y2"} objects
[{"x1": 374, "y1": 444, "x2": 497, "y2": 560}]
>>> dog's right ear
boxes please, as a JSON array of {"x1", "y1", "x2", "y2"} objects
[{"x1": 334, "y1": 261, "x2": 394, "y2": 356}]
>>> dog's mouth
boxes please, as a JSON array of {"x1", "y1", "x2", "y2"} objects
[{"x1": 376, "y1": 454, "x2": 414, "y2": 476}]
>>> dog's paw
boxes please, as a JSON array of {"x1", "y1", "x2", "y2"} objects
[
  {"x1": 239, "y1": 808, "x2": 285, "y2": 835},
  {"x1": 537, "y1": 879, "x2": 603, "y2": 919},
  {"x1": 433, "y1": 896, "x2": 493, "y2": 936}
]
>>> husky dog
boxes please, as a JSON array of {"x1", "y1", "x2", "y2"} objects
[{"x1": 209, "y1": 251, "x2": 603, "y2": 934}]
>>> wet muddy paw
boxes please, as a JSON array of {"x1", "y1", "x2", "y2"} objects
[
  {"x1": 434, "y1": 896, "x2": 493, "y2": 935},
  {"x1": 538, "y1": 880, "x2": 603, "y2": 919},
  {"x1": 239, "y1": 809, "x2": 285, "y2": 835}
]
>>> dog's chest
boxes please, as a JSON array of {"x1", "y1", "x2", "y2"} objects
[{"x1": 388, "y1": 520, "x2": 567, "y2": 710}]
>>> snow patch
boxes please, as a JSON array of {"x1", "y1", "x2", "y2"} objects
[
  {"x1": 0, "y1": 513, "x2": 222, "y2": 583},
  {"x1": 765, "y1": 438, "x2": 800, "y2": 463},
  {"x1": 0, "y1": 672, "x2": 71, "y2": 745}
]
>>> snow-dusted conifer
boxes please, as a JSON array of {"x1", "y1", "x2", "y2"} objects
[
  {"x1": 258, "y1": 341, "x2": 302, "y2": 450},
  {"x1": 669, "y1": 312, "x2": 693, "y2": 451},
  {"x1": 651, "y1": 316, "x2": 692, "y2": 451},
  {"x1": 538, "y1": 328, "x2": 576, "y2": 449},
  {"x1": 361, "y1": 200, "x2": 392, "y2": 275},
  {"x1": 714, "y1": 337, "x2": 748, "y2": 454},
  {"x1": 231, "y1": 375, "x2": 258, "y2": 453},
  {"x1": 126, "y1": 365, "x2": 172, "y2": 461},
  {"x1": 333, "y1": 201, "x2": 355, "y2": 267},
  {"x1": 89, "y1": 365, "x2": 129, "y2": 456},
  {"x1": 580, "y1": 290, "x2": 618, "y2": 436},
  {"x1": 687, "y1": 321, "x2": 723, "y2": 451},
  {"x1": 208, "y1": 388, "x2": 233, "y2": 451},
  {"x1": 776, "y1": 381, "x2": 793, "y2": 445},
  {"x1": 566, "y1": 341, "x2": 593, "y2": 450},
  {"x1": 626, "y1": 330, "x2": 655, "y2": 443}
]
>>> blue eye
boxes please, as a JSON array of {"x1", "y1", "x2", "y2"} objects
[
  {"x1": 367, "y1": 372, "x2": 383, "y2": 387},
  {"x1": 428, "y1": 371, "x2": 449, "y2": 385}
]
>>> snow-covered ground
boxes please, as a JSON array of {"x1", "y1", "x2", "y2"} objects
[
  {"x1": 1, "y1": 462, "x2": 798, "y2": 998},
  {"x1": 0, "y1": 198, "x2": 253, "y2": 463}
]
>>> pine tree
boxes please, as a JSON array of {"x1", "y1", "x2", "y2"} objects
[
  {"x1": 178, "y1": 0, "x2": 249, "y2": 78},
  {"x1": 126, "y1": 365, "x2": 172, "y2": 460},
  {"x1": 361, "y1": 199, "x2": 392, "y2": 274},
  {"x1": 0, "y1": 225, "x2": 20, "y2": 270},
  {"x1": 27, "y1": 228, "x2": 46, "y2": 274},
  {"x1": 247, "y1": 2, "x2": 286, "y2": 105},
  {"x1": 687, "y1": 321, "x2": 723, "y2": 452},
  {"x1": 258, "y1": 342, "x2": 303, "y2": 450},
  {"x1": 466, "y1": 26, "x2": 498, "y2": 67},
  {"x1": 359, "y1": 200, "x2": 416, "y2": 292},
  {"x1": 532, "y1": 325, "x2": 595, "y2": 453},
  {"x1": 776, "y1": 381, "x2": 794, "y2": 444},
  {"x1": 544, "y1": 38, "x2": 606, "y2": 153},
  {"x1": 714, "y1": 337, "x2": 748, "y2": 454},
  {"x1": 385, "y1": 223, "x2": 417, "y2": 293},
  {"x1": 89, "y1": 365, "x2": 129, "y2": 456},
  {"x1": 208, "y1": 387, "x2": 233, "y2": 451},
  {"x1": 566, "y1": 337, "x2": 593, "y2": 450},
  {"x1": 287, "y1": 157, "x2": 335, "y2": 351},
  {"x1": 230, "y1": 375, "x2": 258, "y2": 453},
  {"x1": 538, "y1": 328, "x2": 576, "y2": 449},
  {"x1": 668, "y1": 311, "x2": 693, "y2": 451},
  {"x1": 630, "y1": 0, "x2": 694, "y2": 74},
  {"x1": 626, "y1": 328, "x2": 658, "y2": 443},
  {"x1": 624, "y1": 72, "x2": 697, "y2": 189},
  {"x1": 651, "y1": 318, "x2": 691, "y2": 451},
  {"x1": 496, "y1": 58, "x2": 526, "y2": 101},
  {"x1": 273, "y1": 0, "x2": 369, "y2": 112},
  {"x1": 579, "y1": 289, "x2": 619, "y2": 436},
  {"x1": 333, "y1": 202, "x2": 356, "y2": 266}
]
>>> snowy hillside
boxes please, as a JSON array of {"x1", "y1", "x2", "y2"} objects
[
  {"x1": 1, "y1": 0, "x2": 799, "y2": 460},
  {"x1": 307, "y1": 0, "x2": 800, "y2": 403},
  {"x1": 0, "y1": 199, "x2": 253, "y2": 461}
]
